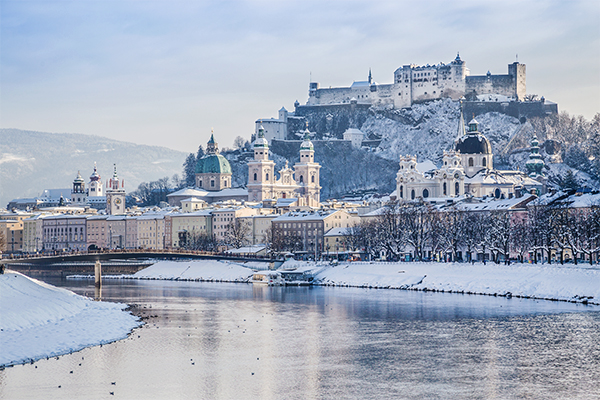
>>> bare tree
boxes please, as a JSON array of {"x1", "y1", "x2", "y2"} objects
[
  {"x1": 224, "y1": 219, "x2": 251, "y2": 249},
  {"x1": 439, "y1": 207, "x2": 466, "y2": 262},
  {"x1": 488, "y1": 211, "x2": 513, "y2": 264},
  {"x1": 511, "y1": 212, "x2": 532, "y2": 263},
  {"x1": 0, "y1": 230, "x2": 6, "y2": 252},
  {"x1": 233, "y1": 136, "x2": 246, "y2": 150}
]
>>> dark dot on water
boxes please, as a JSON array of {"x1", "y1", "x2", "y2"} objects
[
  {"x1": 70, "y1": 371, "x2": 73, "y2": 374},
  {"x1": 58, "y1": 385, "x2": 61, "y2": 388},
  {"x1": 251, "y1": 373, "x2": 254, "y2": 375},
  {"x1": 35, "y1": 366, "x2": 37, "y2": 368},
  {"x1": 111, "y1": 382, "x2": 116, "y2": 385}
]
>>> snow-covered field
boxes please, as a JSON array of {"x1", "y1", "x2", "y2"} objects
[{"x1": 0, "y1": 271, "x2": 141, "y2": 367}]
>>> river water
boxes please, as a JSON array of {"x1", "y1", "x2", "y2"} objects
[{"x1": 1, "y1": 278, "x2": 599, "y2": 399}]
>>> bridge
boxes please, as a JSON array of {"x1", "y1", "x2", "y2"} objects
[{"x1": 1, "y1": 249, "x2": 274, "y2": 276}]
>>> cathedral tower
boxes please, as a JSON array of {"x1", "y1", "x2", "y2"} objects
[
  {"x1": 293, "y1": 127, "x2": 321, "y2": 207},
  {"x1": 247, "y1": 125, "x2": 276, "y2": 202}
]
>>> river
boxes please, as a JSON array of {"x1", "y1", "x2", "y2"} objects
[{"x1": 1, "y1": 277, "x2": 599, "y2": 399}]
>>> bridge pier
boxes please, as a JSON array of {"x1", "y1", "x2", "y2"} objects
[{"x1": 94, "y1": 260, "x2": 102, "y2": 288}]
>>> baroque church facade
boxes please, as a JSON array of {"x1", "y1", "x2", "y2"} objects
[
  {"x1": 396, "y1": 106, "x2": 545, "y2": 201},
  {"x1": 247, "y1": 125, "x2": 321, "y2": 207}
]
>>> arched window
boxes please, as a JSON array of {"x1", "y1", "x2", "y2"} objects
[
  {"x1": 311, "y1": 175, "x2": 315, "y2": 183},
  {"x1": 299, "y1": 175, "x2": 304, "y2": 183},
  {"x1": 494, "y1": 188, "x2": 501, "y2": 199},
  {"x1": 468, "y1": 157, "x2": 474, "y2": 167},
  {"x1": 423, "y1": 189, "x2": 429, "y2": 198},
  {"x1": 411, "y1": 189, "x2": 415, "y2": 200},
  {"x1": 443, "y1": 182, "x2": 447, "y2": 195},
  {"x1": 253, "y1": 173, "x2": 257, "y2": 181},
  {"x1": 400, "y1": 185, "x2": 403, "y2": 198},
  {"x1": 455, "y1": 182, "x2": 459, "y2": 195},
  {"x1": 266, "y1": 173, "x2": 269, "y2": 181},
  {"x1": 483, "y1": 158, "x2": 487, "y2": 167}
]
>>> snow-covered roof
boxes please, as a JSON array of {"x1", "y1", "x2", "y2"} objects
[
  {"x1": 167, "y1": 188, "x2": 209, "y2": 198},
  {"x1": 226, "y1": 245, "x2": 266, "y2": 254},
  {"x1": 324, "y1": 227, "x2": 352, "y2": 236},
  {"x1": 273, "y1": 209, "x2": 339, "y2": 222},
  {"x1": 455, "y1": 194, "x2": 536, "y2": 211}
]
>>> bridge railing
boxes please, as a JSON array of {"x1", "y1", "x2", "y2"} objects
[{"x1": 2, "y1": 248, "x2": 274, "y2": 262}]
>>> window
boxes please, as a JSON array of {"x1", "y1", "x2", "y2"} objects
[
  {"x1": 266, "y1": 173, "x2": 269, "y2": 181},
  {"x1": 299, "y1": 175, "x2": 304, "y2": 183},
  {"x1": 468, "y1": 157, "x2": 474, "y2": 167},
  {"x1": 253, "y1": 173, "x2": 257, "y2": 181},
  {"x1": 400, "y1": 185, "x2": 403, "y2": 198},
  {"x1": 411, "y1": 190, "x2": 415, "y2": 200},
  {"x1": 455, "y1": 182, "x2": 459, "y2": 195},
  {"x1": 311, "y1": 175, "x2": 315, "y2": 183},
  {"x1": 423, "y1": 189, "x2": 429, "y2": 198},
  {"x1": 483, "y1": 158, "x2": 487, "y2": 167},
  {"x1": 443, "y1": 182, "x2": 447, "y2": 196},
  {"x1": 211, "y1": 180, "x2": 215, "y2": 187}
]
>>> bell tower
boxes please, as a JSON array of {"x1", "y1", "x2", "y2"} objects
[
  {"x1": 247, "y1": 125, "x2": 276, "y2": 202},
  {"x1": 293, "y1": 125, "x2": 321, "y2": 207},
  {"x1": 106, "y1": 164, "x2": 126, "y2": 215},
  {"x1": 71, "y1": 171, "x2": 87, "y2": 205}
]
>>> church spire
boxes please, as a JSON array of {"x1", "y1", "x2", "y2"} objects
[{"x1": 457, "y1": 98, "x2": 466, "y2": 140}]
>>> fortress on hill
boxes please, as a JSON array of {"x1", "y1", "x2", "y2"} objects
[
  {"x1": 257, "y1": 54, "x2": 557, "y2": 145},
  {"x1": 308, "y1": 53, "x2": 525, "y2": 108}
]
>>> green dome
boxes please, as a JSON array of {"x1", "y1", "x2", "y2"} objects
[{"x1": 195, "y1": 154, "x2": 232, "y2": 174}]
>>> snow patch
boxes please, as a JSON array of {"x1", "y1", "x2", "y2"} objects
[{"x1": 0, "y1": 271, "x2": 141, "y2": 367}]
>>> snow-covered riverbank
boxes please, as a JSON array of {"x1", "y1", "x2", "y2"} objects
[
  {"x1": 0, "y1": 271, "x2": 141, "y2": 368},
  {"x1": 85, "y1": 259, "x2": 600, "y2": 306},
  {"x1": 313, "y1": 261, "x2": 600, "y2": 305}
]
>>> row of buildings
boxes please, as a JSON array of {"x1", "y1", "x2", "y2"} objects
[{"x1": 0, "y1": 200, "x2": 363, "y2": 255}]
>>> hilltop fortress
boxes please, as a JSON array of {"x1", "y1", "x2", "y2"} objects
[
  {"x1": 257, "y1": 54, "x2": 557, "y2": 144},
  {"x1": 308, "y1": 53, "x2": 526, "y2": 108}
]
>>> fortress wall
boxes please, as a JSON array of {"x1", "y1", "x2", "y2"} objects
[
  {"x1": 466, "y1": 75, "x2": 516, "y2": 97},
  {"x1": 464, "y1": 100, "x2": 557, "y2": 120}
]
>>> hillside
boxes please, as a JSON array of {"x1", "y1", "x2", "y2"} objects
[{"x1": 0, "y1": 129, "x2": 187, "y2": 208}]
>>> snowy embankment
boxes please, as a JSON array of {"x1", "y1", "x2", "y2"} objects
[
  {"x1": 116, "y1": 260, "x2": 258, "y2": 282},
  {"x1": 0, "y1": 271, "x2": 141, "y2": 367},
  {"x1": 313, "y1": 261, "x2": 600, "y2": 305}
]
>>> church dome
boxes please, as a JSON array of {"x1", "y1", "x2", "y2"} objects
[
  {"x1": 254, "y1": 125, "x2": 269, "y2": 148},
  {"x1": 455, "y1": 117, "x2": 492, "y2": 155},
  {"x1": 89, "y1": 163, "x2": 101, "y2": 182},
  {"x1": 196, "y1": 154, "x2": 232, "y2": 174},
  {"x1": 300, "y1": 128, "x2": 314, "y2": 151},
  {"x1": 74, "y1": 171, "x2": 85, "y2": 184},
  {"x1": 455, "y1": 134, "x2": 492, "y2": 154}
]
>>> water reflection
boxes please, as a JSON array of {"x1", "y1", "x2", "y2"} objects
[{"x1": 2, "y1": 278, "x2": 598, "y2": 400}]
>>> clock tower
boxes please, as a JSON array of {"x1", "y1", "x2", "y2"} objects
[{"x1": 106, "y1": 164, "x2": 126, "y2": 215}]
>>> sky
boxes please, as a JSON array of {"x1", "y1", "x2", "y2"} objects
[{"x1": 1, "y1": 0, "x2": 599, "y2": 153}]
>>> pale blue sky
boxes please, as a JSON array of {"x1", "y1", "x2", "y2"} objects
[{"x1": 1, "y1": 0, "x2": 599, "y2": 152}]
